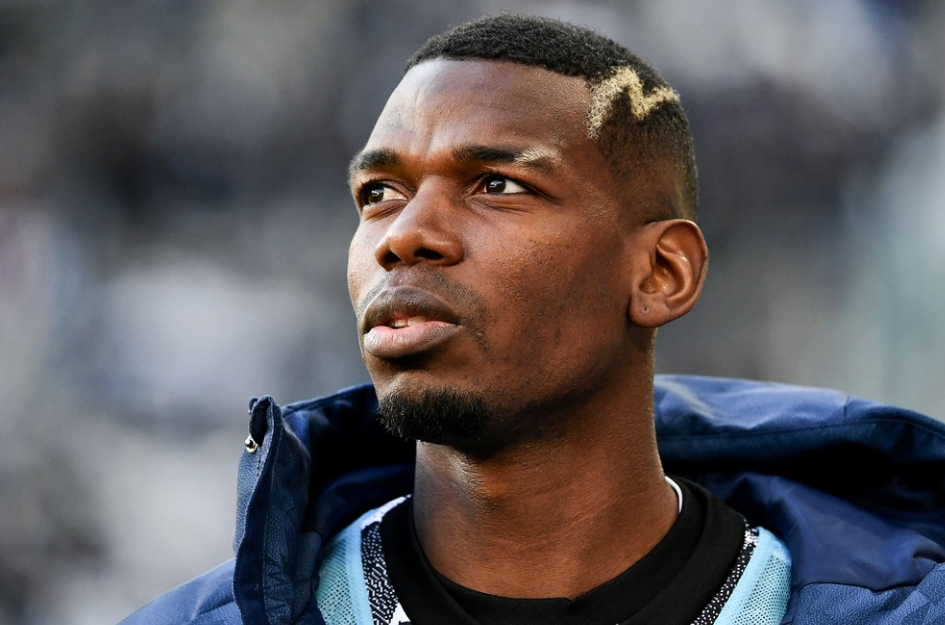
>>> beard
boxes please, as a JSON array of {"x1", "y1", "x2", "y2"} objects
[{"x1": 377, "y1": 387, "x2": 493, "y2": 448}]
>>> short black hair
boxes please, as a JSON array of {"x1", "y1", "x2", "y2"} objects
[{"x1": 407, "y1": 14, "x2": 698, "y2": 221}]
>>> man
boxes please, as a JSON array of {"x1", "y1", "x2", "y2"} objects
[{"x1": 123, "y1": 14, "x2": 945, "y2": 625}]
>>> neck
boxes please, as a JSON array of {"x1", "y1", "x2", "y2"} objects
[{"x1": 411, "y1": 388, "x2": 677, "y2": 600}]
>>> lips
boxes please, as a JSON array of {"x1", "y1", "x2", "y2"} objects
[{"x1": 360, "y1": 286, "x2": 463, "y2": 359}]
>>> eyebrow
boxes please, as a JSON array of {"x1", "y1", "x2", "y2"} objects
[
  {"x1": 347, "y1": 143, "x2": 560, "y2": 184},
  {"x1": 348, "y1": 148, "x2": 400, "y2": 183},
  {"x1": 452, "y1": 144, "x2": 559, "y2": 174}
]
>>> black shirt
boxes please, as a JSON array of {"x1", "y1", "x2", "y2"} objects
[{"x1": 380, "y1": 478, "x2": 747, "y2": 625}]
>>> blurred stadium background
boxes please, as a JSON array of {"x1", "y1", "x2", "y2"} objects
[{"x1": 1, "y1": 0, "x2": 943, "y2": 622}]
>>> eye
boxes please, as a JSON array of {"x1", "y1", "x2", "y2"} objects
[
  {"x1": 481, "y1": 174, "x2": 528, "y2": 195},
  {"x1": 359, "y1": 182, "x2": 407, "y2": 207}
]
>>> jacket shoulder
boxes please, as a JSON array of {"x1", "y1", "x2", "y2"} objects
[
  {"x1": 119, "y1": 559, "x2": 239, "y2": 625},
  {"x1": 789, "y1": 563, "x2": 945, "y2": 624},
  {"x1": 653, "y1": 374, "x2": 945, "y2": 460}
]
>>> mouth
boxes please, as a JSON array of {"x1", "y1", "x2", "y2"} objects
[
  {"x1": 388, "y1": 315, "x2": 433, "y2": 329},
  {"x1": 361, "y1": 287, "x2": 463, "y2": 359}
]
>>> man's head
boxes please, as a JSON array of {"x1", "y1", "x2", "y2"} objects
[{"x1": 347, "y1": 15, "x2": 708, "y2": 453}]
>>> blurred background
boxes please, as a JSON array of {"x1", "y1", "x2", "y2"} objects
[{"x1": 1, "y1": 0, "x2": 944, "y2": 622}]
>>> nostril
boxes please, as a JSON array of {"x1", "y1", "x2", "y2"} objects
[
  {"x1": 380, "y1": 249, "x2": 401, "y2": 266},
  {"x1": 414, "y1": 248, "x2": 443, "y2": 261},
  {"x1": 380, "y1": 246, "x2": 443, "y2": 268}
]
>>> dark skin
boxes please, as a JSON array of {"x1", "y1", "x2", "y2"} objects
[{"x1": 347, "y1": 59, "x2": 708, "y2": 599}]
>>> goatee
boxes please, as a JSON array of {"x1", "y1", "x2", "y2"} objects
[{"x1": 377, "y1": 388, "x2": 491, "y2": 447}]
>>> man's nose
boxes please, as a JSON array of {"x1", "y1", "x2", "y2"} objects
[{"x1": 374, "y1": 189, "x2": 464, "y2": 269}]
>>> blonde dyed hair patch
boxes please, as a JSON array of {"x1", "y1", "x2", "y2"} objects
[{"x1": 586, "y1": 66, "x2": 679, "y2": 140}]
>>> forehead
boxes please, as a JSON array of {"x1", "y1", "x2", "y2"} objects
[{"x1": 362, "y1": 59, "x2": 595, "y2": 164}]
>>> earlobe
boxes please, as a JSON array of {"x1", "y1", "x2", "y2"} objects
[{"x1": 628, "y1": 220, "x2": 708, "y2": 328}]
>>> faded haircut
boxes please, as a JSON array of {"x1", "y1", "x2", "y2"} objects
[{"x1": 407, "y1": 14, "x2": 698, "y2": 221}]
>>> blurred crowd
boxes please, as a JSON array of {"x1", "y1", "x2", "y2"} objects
[{"x1": 1, "y1": 0, "x2": 943, "y2": 622}]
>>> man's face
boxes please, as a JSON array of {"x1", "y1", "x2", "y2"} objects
[{"x1": 347, "y1": 59, "x2": 645, "y2": 450}]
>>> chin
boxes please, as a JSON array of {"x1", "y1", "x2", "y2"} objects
[{"x1": 376, "y1": 384, "x2": 494, "y2": 448}]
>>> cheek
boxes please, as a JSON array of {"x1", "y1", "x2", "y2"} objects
[
  {"x1": 504, "y1": 225, "x2": 620, "y2": 300},
  {"x1": 489, "y1": 234, "x2": 625, "y2": 347},
  {"x1": 477, "y1": 233, "x2": 628, "y2": 410},
  {"x1": 347, "y1": 228, "x2": 375, "y2": 306}
]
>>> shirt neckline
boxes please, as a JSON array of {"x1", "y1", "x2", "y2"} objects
[{"x1": 380, "y1": 477, "x2": 746, "y2": 625}]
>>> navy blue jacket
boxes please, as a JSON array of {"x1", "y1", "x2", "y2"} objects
[{"x1": 122, "y1": 376, "x2": 945, "y2": 624}]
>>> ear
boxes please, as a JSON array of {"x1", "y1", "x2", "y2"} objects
[{"x1": 627, "y1": 220, "x2": 708, "y2": 328}]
